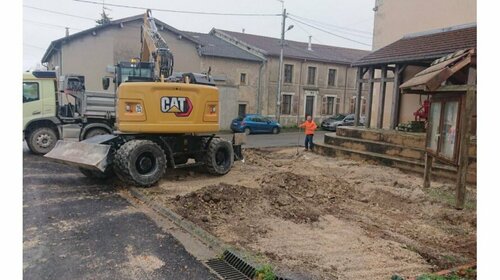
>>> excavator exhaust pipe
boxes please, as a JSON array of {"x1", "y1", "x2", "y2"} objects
[{"x1": 44, "y1": 137, "x2": 114, "y2": 172}]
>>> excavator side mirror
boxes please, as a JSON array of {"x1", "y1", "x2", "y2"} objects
[{"x1": 102, "y1": 77, "x2": 110, "y2": 90}]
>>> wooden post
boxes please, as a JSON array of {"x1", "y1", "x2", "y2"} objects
[
  {"x1": 376, "y1": 66, "x2": 387, "y2": 129},
  {"x1": 354, "y1": 68, "x2": 364, "y2": 126},
  {"x1": 423, "y1": 152, "x2": 433, "y2": 188},
  {"x1": 455, "y1": 68, "x2": 476, "y2": 209},
  {"x1": 365, "y1": 67, "x2": 375, "y2": 128},
  {"x1": 390, "y1": 65, "x2": 405, "y2": 129}
]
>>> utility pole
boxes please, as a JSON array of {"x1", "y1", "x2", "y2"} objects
[{"x1": 276, "y1": 7, "x2": 286, "y2": 122}]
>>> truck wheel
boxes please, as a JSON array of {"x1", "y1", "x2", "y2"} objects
[
  {"x1": 27, "y1": 127, "x2": 58, "y2": 155},
  {"x1": 79, "y1": 167, "x2": 114, "y2": 180},
  {"x1": 84, "y1": 128, "x2": 109, "y2": 139},
  {"x1": 113, "y1": 140, "x2": 166, "y2": 187},
  {"x1": 204, "y1": 138, "x2": 234, "y2": 176}
]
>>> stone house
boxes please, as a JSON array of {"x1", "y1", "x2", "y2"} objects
[{"x1": 211, "y1": 29, "x2": 370, "y2": 126}]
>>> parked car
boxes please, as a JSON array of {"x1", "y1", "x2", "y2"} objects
[
  {"x1": 321, "y1": 114, "x2": 365, "y2": 131},
  {"x1": 230, "y1": 114, "x2": 281, "y2": 135}
]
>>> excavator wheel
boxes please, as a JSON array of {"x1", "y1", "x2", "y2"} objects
[
  {"x1": 204, "y1": 138, "x2": 234, "y2": 176},
  {"x1": 113, "y1": 140, "x2": 166, "y2": 187}
]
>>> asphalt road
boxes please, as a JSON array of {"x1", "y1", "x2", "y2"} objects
[
  {"x1": 23, "y1": 147, "x2": 218, "y2": 280},
  {"x1": 220, "y1": 130, "x2": 328, "y2": 148}
]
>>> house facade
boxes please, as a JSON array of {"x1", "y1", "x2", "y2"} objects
[{"x1": 212, "y1": 29, "x2": 369, "y2": 126}]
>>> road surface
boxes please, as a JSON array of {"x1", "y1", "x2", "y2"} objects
[{"x1": 23, "y1": 147, "x2": 218, "y2": 280}]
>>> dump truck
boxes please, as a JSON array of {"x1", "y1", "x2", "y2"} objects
[
  {"x1": 44, "y1": 10, "x2": 243, "y2": 187},
  {"x1": 23, "y1": 71, "x2": 119, "y2": 154}
]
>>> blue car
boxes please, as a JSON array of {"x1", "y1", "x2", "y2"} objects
[{"x1": 230, "y1": 114, "x2": 281, "y2": 135}]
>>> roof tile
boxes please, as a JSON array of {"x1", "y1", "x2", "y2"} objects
[{"x1": 353, "y1": 25, "x2": 476, "y2": 66}]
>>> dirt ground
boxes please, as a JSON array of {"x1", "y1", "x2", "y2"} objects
[{"x1": 139, "y1": 148, "x2": 476, "y2": 280}]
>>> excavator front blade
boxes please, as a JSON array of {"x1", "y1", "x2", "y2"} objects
[{"x1": 44, "y1": 138, "x2": 113, "y2": 172}]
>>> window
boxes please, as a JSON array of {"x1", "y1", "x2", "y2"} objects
[
  {"x1": 350, "y1": 96, "x2": 366, "y2": 115},
  {"x1": 281, "y1": 94, "x2": 292, "y2": 115},
  {"x1": 307, "y1": 66, "x2": 316, "y2": 85},
  {"x1": 238, "y1": 104, "x2": 247, "y2": 117},
  {"x1": 284, "y1": 64, "x2": 293, "y2": 83},
  {"x1": 426, "y1": 98, "x2": 460, "y2": 163},
  {"x1": 327, "y1": 96, "x2": 335, "y2": 115},
  {"x1": 322, "y1": 96, "x2": 340, "y2": 115},
  {"x1": 23, "y1": 82, "x2": 40, "y2": 103},
  {"x1": 328, "y1": 69, "x2": 337, "y2": 86},
  {"x1": 240, "y1": 73, "x2": 247, "y2": 85}
]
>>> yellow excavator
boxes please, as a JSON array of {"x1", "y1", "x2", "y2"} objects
[{"x1": 45, "y1": 10, "x2": 243, "y2": 187}]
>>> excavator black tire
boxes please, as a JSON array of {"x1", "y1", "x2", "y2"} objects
[
  {"x1": 113, "y1": 140, "x2": 166, "y2": 187},
  {"x1": 204, "y1": 138, "x2": 234, "y2": 176}
]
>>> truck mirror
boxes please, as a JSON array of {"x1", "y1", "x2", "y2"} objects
[{"x1": 102, "y1": 77, "x2": 110, "y2": 90}]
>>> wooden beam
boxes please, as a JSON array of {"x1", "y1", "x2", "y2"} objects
[
  {"x1": 365, "y1": 67, "x2": 375, "y2": 128},
  {"x1": 389, "y1": 64, "x2": 405, "y2": 129},
  {"x1": 358, "y1": 77, "x2": 395, "y2": 83},
  {"x1": 437, "y1": 84, "x2": 476, "y2": 92},
  {"x1": 354, "y1": 68, "x2": 363, "y2": 126},
  {"x1": 455, "y1": 68, "x2": 476, "y2": 209},
  {"x1": 376, "y1": 66, "x2": 388, "y2": 128},
  {"x1": 423, "y1": 152, "x2": 433, "y2": 188}
]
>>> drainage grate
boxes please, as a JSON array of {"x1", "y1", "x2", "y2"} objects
[
  {"x1": 206, "y1": 250, "x2": 292, "y2": 280},
  {"x1": 206, "y1": 258, "x2": 250, "y2": 280}
]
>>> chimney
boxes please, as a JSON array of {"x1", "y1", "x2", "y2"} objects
[
  {"x1": 65, "y1": 27, "x2": 69, "y2": 37},
  {"x1": 242, "y1": 28, "x2": 245, "y2": 33},
  {"x1": 308, "y1": 36, "x2": 312, "y2": 51}
]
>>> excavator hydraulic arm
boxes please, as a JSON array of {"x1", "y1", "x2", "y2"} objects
[{"x1": 141, "y1": 9, "x2": 174, "y2": 81}]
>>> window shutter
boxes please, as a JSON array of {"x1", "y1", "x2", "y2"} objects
[
  {"x1": 350, "y1": 97, "x2": 356, "y2": 113},
  {"x1": 321, "y1": 96, "x2": 327, "y2": 115},
  {"x1": 335, "y1": 98, "x2": 341, "y2": 114},
  {"x1": 291, "y1": 94, "x2": 298, "y2": 115}
]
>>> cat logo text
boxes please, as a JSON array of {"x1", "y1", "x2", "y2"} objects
[{"x1": 160, "y1": 96, "x2": 193, "y2": 117}]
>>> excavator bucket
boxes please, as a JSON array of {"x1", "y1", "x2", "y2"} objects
[{"x1": 44, "y1": 136, "x2": 115, "y2": 172}]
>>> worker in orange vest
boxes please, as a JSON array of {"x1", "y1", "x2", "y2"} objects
[{"x1": 299, "y1": 115, "x2": 318, "y2": 151}]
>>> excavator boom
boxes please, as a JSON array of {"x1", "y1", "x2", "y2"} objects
[{"x1": 141, "y1": 9, "x2": 174, "y2": 81}]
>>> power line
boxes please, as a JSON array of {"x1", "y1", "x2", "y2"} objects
[
  {"x1": 290, "y1": 20, "x2": 324, "y2": 44},
  {"x1": 287, "y1": 15, "x2": 371, "y2": 47},
  {"x1": 24, "y1": 19, "x2": 83, "y2": 31},
  {"x1": 289, "y1": 13, "x2": 372, "y2": 36},
  {"x1": 24, "y1": 44, "x2": 46, "y2": 50},
  {"x1": 74, "y1": 0, "x2": 281, "y2": 16},
  {"x1": 24, "y1": 5, "x2": 96, "y2": 21}
]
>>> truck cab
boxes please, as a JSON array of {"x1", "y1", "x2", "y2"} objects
[
  {"x1": 23, "y1": 71, "x2": 116, "y2": 154},
  {"x1": 23, "y1": 71, "x2": 61, "y2": 154}
]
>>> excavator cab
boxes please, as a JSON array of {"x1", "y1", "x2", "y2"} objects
[{"x1": 102, "y1": 60, "x2": 155, "y2": 91}]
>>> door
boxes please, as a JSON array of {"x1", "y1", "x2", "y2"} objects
[
  {"x1": 23, "y1": 81, "x2": 43, "y2": 128},
  {"x1": 250, "y1": 116, "x2": 266, "y2": 132},
  {"x1": 305, "y1": 96, "x2": 314, "y2": 118}
]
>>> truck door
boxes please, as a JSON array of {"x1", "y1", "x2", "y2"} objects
[{"x1": 23, "y1": 80, "x2": 43, "y2": 128}]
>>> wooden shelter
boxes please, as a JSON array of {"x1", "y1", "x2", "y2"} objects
[
  {"x1": 400, "y1": 48, "x2": 476, "y2": 209},
  {"x1": 351, "y1": 24, "x2": 476, "y2": 129}
]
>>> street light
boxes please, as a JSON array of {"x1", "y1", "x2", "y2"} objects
[{"x1": 275, "y1": 13, "x2": 294, "y2": 123}]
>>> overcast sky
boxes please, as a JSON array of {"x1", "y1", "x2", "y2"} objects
[{"x1": 23, "y1": 0, "x2": 375, "y2": 70}]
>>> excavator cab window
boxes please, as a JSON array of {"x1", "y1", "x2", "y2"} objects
[{"x1": 116, "y1": 62, "x2": 155, "y2": 86}]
